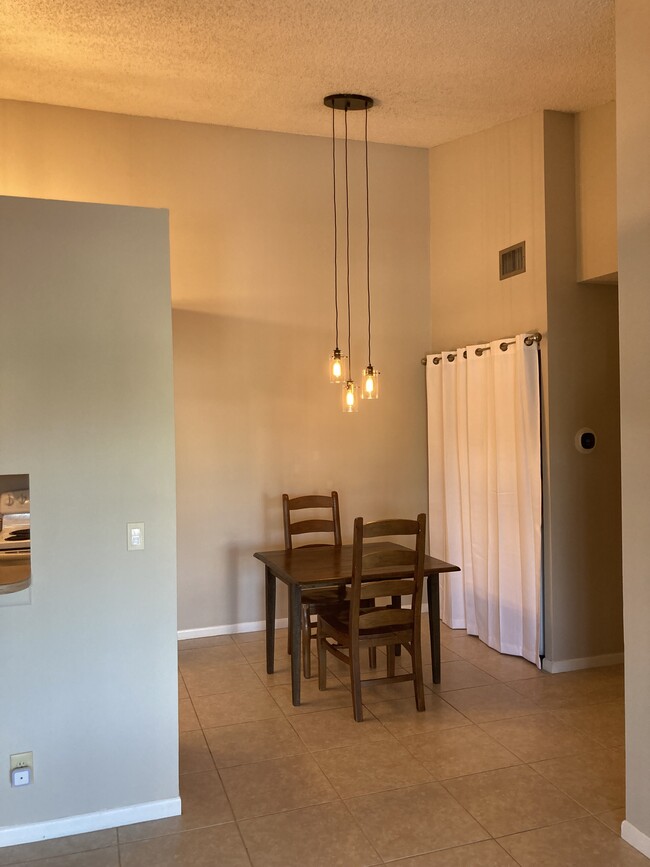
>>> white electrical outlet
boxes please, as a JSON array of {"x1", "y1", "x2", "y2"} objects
[
  {"x1": 10, "y1": 752, "x2": 33, "y2": 787},
  {"x1": 127, "y1": 522, "x2": 145, "y2": 551},
  {"x1": 11, "y1": 767, "x2": 31, "y2": 787}
]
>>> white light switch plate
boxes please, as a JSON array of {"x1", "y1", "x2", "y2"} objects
[{"x1": 127, "y1": 522, "x2": 145, "y2": 551}]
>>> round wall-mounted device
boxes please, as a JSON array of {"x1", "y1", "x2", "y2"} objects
[{"x1": 575, "y1": 428, "x2": 596, "y2": 453}]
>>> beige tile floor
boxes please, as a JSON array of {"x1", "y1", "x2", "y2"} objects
[{"x1": 1, "y1": 623, "x2": 647, "y2": 866}]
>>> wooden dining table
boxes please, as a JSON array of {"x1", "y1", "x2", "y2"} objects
[{"x1": 253, "y1": 542, "x2": 460, "y2": 706}]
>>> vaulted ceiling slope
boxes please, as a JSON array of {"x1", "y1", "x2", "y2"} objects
[{"x1": 0, "y1": 0, "x2": 615, "y2": 147}]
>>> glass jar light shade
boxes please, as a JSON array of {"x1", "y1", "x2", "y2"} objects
[
  {"x1": 329, "y1": 349, "x2": 346, "y2": 384},
  {"x1": 342, "y1": 380, "x2": 359, "y2": 412},
  {"x1": 361, "y1": 365, "x2": 380, "y2": 399}
]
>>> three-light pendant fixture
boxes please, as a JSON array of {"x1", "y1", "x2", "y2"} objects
[{"x1": 325, "y1": 93, "x2": 380, "y2": 412}]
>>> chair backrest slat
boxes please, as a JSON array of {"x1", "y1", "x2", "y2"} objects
[
  {"x1": 358, "y1": 608, "x2": 414, "y2": 629},
  {"x1": 288, "y1": 494, "x2": 335, "y2": 510},
  {"x1": 361, "y1": 549, "x2": 417, "y2": 570},
  {"x1": 290, "y1": 518, "x2": 336, "y2": 536},
  {"x1": 362, "y1": 518, "x2": 419, "y2": 539},
  {"x1": 345, "y1": 579, "x2": 415, "y2": 601},
  {"x1": 282, "y1": 491, "x2": 342, "y2": 550}
]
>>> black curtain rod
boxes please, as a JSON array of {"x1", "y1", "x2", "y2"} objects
[{"x1": 421, "y1": 331, "x2": 542, "y2": 365}]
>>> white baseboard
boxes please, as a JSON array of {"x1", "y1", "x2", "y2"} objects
[
  {"x1": 542, "y1": 652, "x2": 624, "y2": 673},
  {"x1": 178, "y1": 618, "x2": 288, "y2": 641},
  {"x1": 0, "y1": 797, "x2": 181, "y2": 849},
  {"x1": 622, "y1": 820, "x2": 650, "y2": 858},
  {"x1": 178, "y1": 605, "x2": 430, "y2": 641}
]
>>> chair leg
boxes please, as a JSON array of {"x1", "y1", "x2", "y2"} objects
[
  {"x1": 361, "y1": 599, "x2": 377, "y2": 669},
  {"x1": 412, "y1": 637, "x2": 426, "y2": 712},
  {"x1": 350, "y1": 645, "x2": 364, "y2": 722},
  {"x1": 301, "y1": 606, "x2": 312, "y2": 679},
  {"x1": 317, "y1": 625, "x2": 327, "y2": 691},
  {"x1": 387, "y1": 645, "x2": 396, "y2": 678}
]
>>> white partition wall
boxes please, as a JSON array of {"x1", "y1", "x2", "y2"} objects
[{"x1": 0, "y1": 196, "x2": 179, "y2": 843}]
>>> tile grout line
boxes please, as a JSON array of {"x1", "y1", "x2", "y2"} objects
[{"x1": 525, "y1": 748, "x2": 626, "y2": 817}]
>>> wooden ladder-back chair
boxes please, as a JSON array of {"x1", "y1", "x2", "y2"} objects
[
  {"x1": 317, "y1": 513, "x2": 427, "y2": 721},
  {"x1": 282, "y1": 492, "x2": 345, "y2": 679}
]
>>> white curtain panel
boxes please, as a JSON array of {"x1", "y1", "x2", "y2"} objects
[{"x1": 426, "y1": 334, "x2": 542, "y2": 664}]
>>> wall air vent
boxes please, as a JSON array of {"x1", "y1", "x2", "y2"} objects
[{"x1": 499, "y1": 241, "x2": 526, "y2": 280}]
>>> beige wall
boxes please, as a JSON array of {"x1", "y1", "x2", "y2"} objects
[
  {"x1": 617, "y1": 0, "x2": 650, "y2": 854},
  {"x1": 429, "y1": 113, "x2": 548, "y2": 350},
  {"x1": 543, "y1": 112, "x2": 622, "y2": 665},
  {"x1": 575, "y1": 101, "x2": 617, "y2": 283},
  {"x1": 429, "y1": 110, "x2": 623, "y2": 668},
  {"x1": 0, "y1": 197, "x2": 178, "y2": 834},
  {"x1": 0, "y1": 99, "x2": 432, "y2": 632}
]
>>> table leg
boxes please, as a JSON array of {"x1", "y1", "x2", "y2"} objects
[
  {"x1": 289, "y1": 584, "x2": 302, "y2": 706},
  {"x1": 427, "y1": 574, "x2": 441, "y2": 684},
  {"x1": 265, "y1": 566, "x2": 276, "y2": 674}
]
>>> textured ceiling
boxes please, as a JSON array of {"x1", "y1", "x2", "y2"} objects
[{"x1": 0, "y1": 0, "x2": 615, "y2": 148}]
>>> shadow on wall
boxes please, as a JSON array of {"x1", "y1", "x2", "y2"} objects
[
  {"x1": 171, "y1": 307, "x2": 345, "y2": 631},
  {"x1": 171, "y1": 306, "x2": 429, "y2": 633}
]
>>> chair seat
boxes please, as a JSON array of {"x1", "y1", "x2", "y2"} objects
[
  {"x1": 302, "y1": 587, "x2": 343, "y2": 610},
  {"x1": 320, "y1": 605, "x2": 411, "y2": 639}
]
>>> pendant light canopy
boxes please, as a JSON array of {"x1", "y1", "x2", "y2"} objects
[
  {"x1": 325, "y1": 93, "x2": 380, "y2": 410},
  {"x1": 323, "y1": 94, "x2": 373, "y2": 112}
]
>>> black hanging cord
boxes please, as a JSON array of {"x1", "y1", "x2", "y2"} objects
[
  {"x1": 365, "y1": 105, "x2": 371, "y2": 369},
  {"x1": 344, "y1": 105, "x2": 352, "y2": 380},
  {"x1": 331, "y1": 107, "x2": 339, "y2": 351}
]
